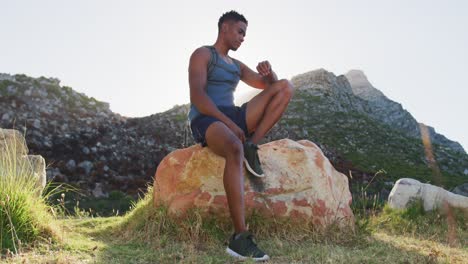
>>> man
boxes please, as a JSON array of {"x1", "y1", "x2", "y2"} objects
[{"x1": 188, "y1": 10, "x2": 293, "y2": 261}]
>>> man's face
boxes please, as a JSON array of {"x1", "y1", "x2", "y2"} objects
[{"x1": 224, "y1": 21, "x2": 247, "y2": 51}]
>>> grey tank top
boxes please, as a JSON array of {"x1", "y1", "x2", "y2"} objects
[{"x1": 188, "y1": 46, "x2": 241, "y2": 122}]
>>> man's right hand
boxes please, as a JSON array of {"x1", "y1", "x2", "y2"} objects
[{"x1": 226, "y1": 121, "x2": 246, "y2": 143}]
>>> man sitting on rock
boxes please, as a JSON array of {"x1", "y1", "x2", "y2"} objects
[{"x1": 188, "y1": 10, "x2": 294, "y2": 261}]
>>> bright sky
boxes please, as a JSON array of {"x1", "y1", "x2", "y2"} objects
[{"x1": 1, "y1": 0, "x2": 467, "y2": 152}]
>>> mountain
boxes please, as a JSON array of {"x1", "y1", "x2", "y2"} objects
[
  {"x1": 345, "y1": 69, "x2": 464, "y2": 153},
  {"x1": 0, "y1": 73, "x2": 186, "y2": 197},
  {"x1": 280, "y1": 69, "x2": 468, "y2": 189},
  {"x1": 1, "y1": 71, "x2": 467, "y2": 199}
]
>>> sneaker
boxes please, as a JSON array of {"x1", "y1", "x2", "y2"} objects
[
  {"x1": 243, "y1": 141, "x2": 265, "y2": 177},
  {"x1": 226, "y1": 231, "x2": 270, "y2": 261}
]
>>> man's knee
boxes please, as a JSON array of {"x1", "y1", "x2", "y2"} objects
[
  {"x1": 277, "y1": 79, "x2": 294, "y2": 99},
  {"x1": 225, "y1": 137, "x2": 243, "y2": 157}
]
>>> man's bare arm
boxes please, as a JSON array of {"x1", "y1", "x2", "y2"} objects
[
  {"x1": 237, "y1": 60, "x2": 278, "y2": 89},
  {"x1": 189, "y1": 48, "x2": 246, "y2": 141}
]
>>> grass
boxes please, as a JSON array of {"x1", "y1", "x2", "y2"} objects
[
  {"x1": 2, "y1": 185, "x2": 466, "y2": 263},
  {"x1": 0, "y1": 130, "x2": 60, "y2": 255}
]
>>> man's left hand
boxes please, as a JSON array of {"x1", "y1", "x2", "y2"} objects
[{"x1": 256, "y1": 61, "x2": 272, "y2": 77}]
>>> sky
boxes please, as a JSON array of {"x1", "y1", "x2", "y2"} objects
[{"x1": 1, "y1": 0, "x2": 467, "y2": 152}]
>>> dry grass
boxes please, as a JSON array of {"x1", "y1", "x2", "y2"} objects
[{"x1": 4, "y1": 186, "x2": 466, "y2": 263}]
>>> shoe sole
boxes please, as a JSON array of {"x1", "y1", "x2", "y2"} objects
[
  {"x1": 243, "y1": 157, "x2": 265, "y2": 177},
  {"x1": 226, "y1": 247, "x2": 270, "y2": 262}
]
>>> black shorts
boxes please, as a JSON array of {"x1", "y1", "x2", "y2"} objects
[{"x1": 190, "y1": 103, "x2": 250, "y2": 147}]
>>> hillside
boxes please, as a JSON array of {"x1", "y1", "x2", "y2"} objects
[
  {"x1": 0, "y1": 73, "x2": 178, "y2": 197},
  {"x1": 281, "y1": 69, "x2": 468, "y2": 189},
  {"x1": 1, "y1": 71, "x2": 467, "y2": 200}
]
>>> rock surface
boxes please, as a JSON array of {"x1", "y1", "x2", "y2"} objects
[
  {"x1": 153, "y1": 139, "x2": 354, "y2": 227},
  {"x1": 388, "y1": 178, "x2": 468, "y2": 212},
  {"x1": 0, "y1": 74, "x2": 182, "y2": 197},
  {"x1": 345, "y1": 69, "x2": 465, "y2": 153}
]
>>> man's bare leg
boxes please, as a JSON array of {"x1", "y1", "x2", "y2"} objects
[
  {"x1": 205, "y1": 121, "x2": 246, "y2": 233},
  {"x1": 246, "y1": 79, "x2": 294, "y2": 144}
]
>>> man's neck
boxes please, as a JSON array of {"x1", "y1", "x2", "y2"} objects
[{"x1": 213, "y1": 41, "x2": 230, "y2": 56}]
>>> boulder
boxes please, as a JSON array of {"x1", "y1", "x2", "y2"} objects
[
  {"x1": 388, "y1": 178, "x2": 468, "y2": 213},
  {"x1": 153, "y1": 139, "x2": 354, "y2": 227},
  {"x1": 25, "y1": 155, "x2": 47, "y2": 191},
  {"x1": 0, "y1": 128, "x2": 47, "y2": 195},
  {"x1": 0, "y1": 128, "x2": 28, "y2": 156}
]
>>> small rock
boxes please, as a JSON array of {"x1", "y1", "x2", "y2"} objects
[
  {"x1": 33, "y1": 119, "x2": 41, "y2": 129},
  {"x1": 46, "y1": 167, "x2": 62, "y2": 181},
  {"x1": 78, "y1": 161, "x2": 94, "y2": 175},
  {"x1": 384, "y1": 181, "x2": 394, "y2": 187},
  {"x1": 92, "y1": 183, "x2": 108, "y2": 198},
  {"x1": 24, "y1": 88, "x2": 32, "y2": 96},
  {"x1": 66, "y1": 159, "x2": 76, "y2": 171},
  {"x1": 82, "y1": 147, "x2": 90, "y2": 154}
]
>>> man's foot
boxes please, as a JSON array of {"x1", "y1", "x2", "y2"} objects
[
  {"x1": 243, "y1": 141, "x2": 264, "y2": 177},
  {"x1": 226, "y1": 231, "x2": 270, "y2": 261}
]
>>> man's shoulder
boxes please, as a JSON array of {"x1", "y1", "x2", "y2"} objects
[
  {"x1": 191, "y1": 46, "x2": 212, "y2": 62},
  {"x1": 194, "y1": 46, "x2": 213, "y2": 54}
]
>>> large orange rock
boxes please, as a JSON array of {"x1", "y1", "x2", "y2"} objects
[{"x1": 153, "y1": 139, "x2": 354, "y2": 227}]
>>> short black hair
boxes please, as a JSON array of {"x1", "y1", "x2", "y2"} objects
[{"x1": 218, "y1": 10, "x2": 248, "y2": 32}]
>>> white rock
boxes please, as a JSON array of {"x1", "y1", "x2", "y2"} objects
[
  {"x1": 388, "y1": 178, "x2": 468, "y2": 213},
  {"x1": 23, "y1": 155, "x2": 47, "y2": 195},
  {"x1": 33, "y1": 119, "x2": 41, "y2": 129},
  {"x1": 0, "y1": 129, "x2": 28, "y2": 155},
  {"x1": 92, "y1": 183, "x2": 108, "y2": 198},
  {"x1": 2, "y1": 113, "x2": 10, "y2": 120},
  {"x1": 24, "y1": 88, "x2": 32, "y2": 96},
  {"x1": 0, "y1": 129, "x2": 47, "y2": 196}
]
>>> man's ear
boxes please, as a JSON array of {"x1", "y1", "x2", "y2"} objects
[{"x1": 221, "y1": 22, "x2": 228, "y2": 33}]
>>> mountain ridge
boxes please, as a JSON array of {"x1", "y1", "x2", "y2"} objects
[{"x1": 1, "y1": 71, "x2": 466, "y2": 199}]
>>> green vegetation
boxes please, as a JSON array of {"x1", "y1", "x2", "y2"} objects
[
  {"x1": 283, "y1": 90, "x2": 468, "y2": 189},
  {"x1": 0, "y1": 131, "x2": 59, "y2": 254},
  {"x1": 0, "y1": 80, "x2": 11, "y2": 95},
  {"x1": 47, "y1": 190, "x2": 135, "y2": 217},
  {"x1": 2, "y1": 75, "x2": 107, "y2": 112},
  {"x1": 2, "y1": 186, "x2": 466, "y2": 263}
]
